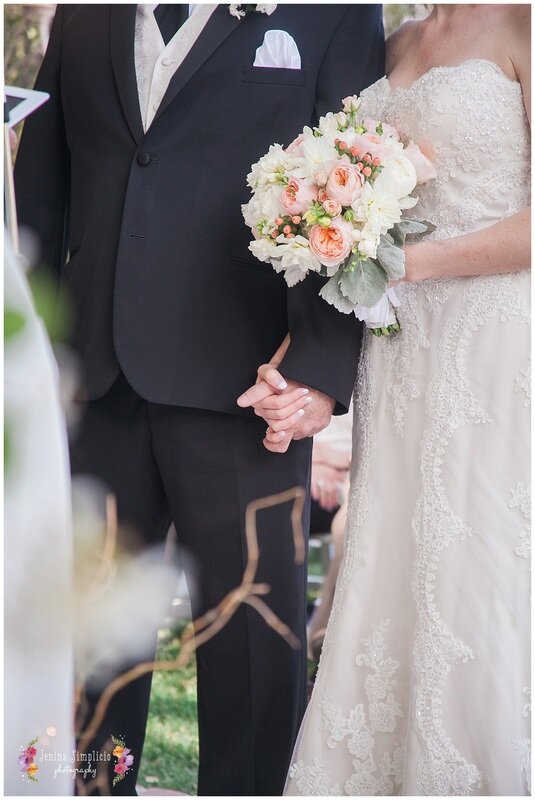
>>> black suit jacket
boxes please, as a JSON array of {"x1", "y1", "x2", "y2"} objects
[{"x1": 15, "y1": 4, "x2": 385, "y2": 414}]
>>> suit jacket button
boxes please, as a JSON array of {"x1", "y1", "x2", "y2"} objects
[{"x1": 136, "y1": 152, "x2": 151, "y2": 166}]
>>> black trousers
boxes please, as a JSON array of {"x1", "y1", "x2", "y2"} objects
[{"x1": 72, "y1": 375, "x2": 311, "y2": 796}]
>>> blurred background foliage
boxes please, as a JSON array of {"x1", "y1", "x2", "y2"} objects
[
  {"x1": 4, "y1": 4, "x2": 427, "y2": 90},
  {"x1": 4, "y1": 4, "x2": 54, "y2": 87}
]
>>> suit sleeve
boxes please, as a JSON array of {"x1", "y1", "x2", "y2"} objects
[
  {"x1": 279, "y1": 6, "x2": 385, "y2": 414},
  {"x1": 14, "y1": 6, "x2": 70, "y2": 278}
]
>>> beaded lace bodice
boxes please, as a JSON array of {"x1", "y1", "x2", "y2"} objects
[{"x1": 359, "y1": 59, "x2": 530, "y2": 240}]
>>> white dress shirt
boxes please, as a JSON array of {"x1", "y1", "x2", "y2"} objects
[{"x1": 135, "y1": 4, "x2": 217, "y2": 131}]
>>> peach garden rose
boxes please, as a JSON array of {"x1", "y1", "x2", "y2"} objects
[
  {"x1": 309, "y1": 217, "x2": 353, "y2": 269},
  {"x1": 280, "y1": 178, "x2": 317, "y2": 215},
  {"x1": 325, "y1": 163, "x2": 364, "y2": 206}
]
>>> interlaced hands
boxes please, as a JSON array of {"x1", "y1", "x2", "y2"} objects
[{"x1": 237, "y1": 363, "x2": 335, "y2": 454}]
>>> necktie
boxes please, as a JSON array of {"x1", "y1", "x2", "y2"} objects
[{"x1": 153, "y1": 4, "x2": 189, "y2": 46}]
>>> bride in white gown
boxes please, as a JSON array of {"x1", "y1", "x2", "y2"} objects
[{"x1": 280, "y1": 5, "x2": 531, "y2": 796}]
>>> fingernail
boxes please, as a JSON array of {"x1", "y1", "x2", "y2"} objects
[
  {"x1": 278, "y1": 380, "x2": 288, "y2": 390},
  {"x1": 297, "y1": 409, "x2": 305, "y2": 417},
  {"x1": 276, "y1": 431, "x2": 286, "y2": 440},
  {"x1": 301, "y1": 388, "x2": 309, "y2": 395},
  {"x1": 304, "y1": 397, "x2": 313, "y2": 404}
]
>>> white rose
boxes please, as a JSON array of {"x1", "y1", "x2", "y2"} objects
[
  {"x1": 357, "y1": 234, "x2": 379, "y2": 260},
  {"x1": 316, "y1": 113, "x2": 340, "y2": 137},
  {"x1": 342, "y1": 95, "x2": 361, "y2": 113},
  {"x1": 373, "y1": 155, "x2": 417, "y2": 200}
]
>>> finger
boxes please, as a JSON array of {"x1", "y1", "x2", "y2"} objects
[
  {"x1": 237, "y1": 380, "x2": 277, "y2": 408},
  {"x1": 264, "y1": 425, "x2": 296, "y2": 453},
  {"x1": 269, "y1": 408, "x2": 307, "y2": 434},
  {"x1": 260, "y1": 395, "x2": 312, "y2": 424},
  {"x1": 257, "y1": 364, "x2": 288, "y2": 392},
  {"x1": 265, "y1": 427, "x2": 288, "y2": 444},
  {"x1": 256, "y1": 387, "x2": 309, "y2": 412},
  {"x1": 263, "y1": 433, "x2": 292, "y2": 454}
]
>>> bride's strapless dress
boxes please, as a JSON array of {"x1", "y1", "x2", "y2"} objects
[{"x1": 286, "y1": 60, "x2": 531, "y2": 796}]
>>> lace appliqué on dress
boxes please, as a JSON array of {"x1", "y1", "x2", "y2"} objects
[
  {"x1": 287, "y1": 759, "x2": 341, "y2": 796},
  {"x1": 509, "y1": 483, "x2": 531, "y2": 560},
  {"x1": 515, "y1": 359, "x2": 531, "y2": 408},
  {"x1": 320, "y1": 621, "x2": 404, "y2": 796}
]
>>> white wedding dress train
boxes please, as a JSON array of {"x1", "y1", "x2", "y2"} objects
[{"x1": 286, "y1": 60, "x2": 531, "y2": 796}]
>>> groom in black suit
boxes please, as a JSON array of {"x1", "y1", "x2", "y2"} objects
[{"x1": 15, "y1": 4, "x2": 384, "y2": 795}]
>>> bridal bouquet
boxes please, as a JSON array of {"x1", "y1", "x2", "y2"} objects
[{"x1": 242, "y1": 95, "x2": 436, "y2": 334}]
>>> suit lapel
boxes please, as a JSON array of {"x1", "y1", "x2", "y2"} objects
[
  {"x1": 152, "y1": 5, "x2": 240, "y2": 125},
  {"x1": 109, "y1": 5, "x2": 144, "y2": 145}
]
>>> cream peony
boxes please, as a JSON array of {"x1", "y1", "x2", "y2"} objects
[{"x1": 373, "y1": 155, "x2": 417, "y2": 199}]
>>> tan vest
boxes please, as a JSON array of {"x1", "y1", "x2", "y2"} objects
[{"x1": 134, "y1": 4, "x2": 217, "y2": 131}]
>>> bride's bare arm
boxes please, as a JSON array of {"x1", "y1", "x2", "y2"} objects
[
  {"x1": 405, "y1": 7, "x2": 530, "y2": 284},
  {"x1": 404, "y1": 207, "x2": 530, "y2": 282}
]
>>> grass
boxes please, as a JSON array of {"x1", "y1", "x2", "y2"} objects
[{"x1": 138, "y1": 625, "x2": 199, "y2": 795}]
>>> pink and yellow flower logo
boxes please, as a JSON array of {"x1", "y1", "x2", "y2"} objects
[
  {"x1": 111, "y1": 736, "x2": 134, "y2": 788},
  {"x1": 19, "y1": 738, "x2": 39, "y2": 783}
]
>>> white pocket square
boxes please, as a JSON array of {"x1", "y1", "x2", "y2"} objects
[{"x1": 253, "y1": 30, "x2": 301, "y2": 69}]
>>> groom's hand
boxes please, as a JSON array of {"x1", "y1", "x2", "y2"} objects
[{"x1": 237, "y1": 365, "x2": 335, "y2": 454}]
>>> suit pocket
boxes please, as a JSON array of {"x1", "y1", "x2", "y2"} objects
[
  {"x1": 231, "y1": 256, "x2": 278, "y2": 276},
  {"x1": 241, "y1": 66, "x2": 307, "y2": 86}
]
